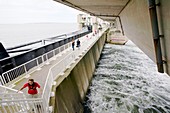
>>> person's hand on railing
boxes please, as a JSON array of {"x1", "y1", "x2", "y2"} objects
[{"x1": 17, "y1": 90, "x2": 22, "y2": 93}]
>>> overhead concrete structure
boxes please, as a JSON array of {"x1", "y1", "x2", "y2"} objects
[
  {"x1": 54, "y1": 0, "x2": 170, "y2": 75},
  {"x1": 55, "y1": 0, "x2": 130, "y2": 21}
]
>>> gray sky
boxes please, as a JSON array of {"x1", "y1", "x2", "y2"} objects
[{"x1": 0, "y1": 0, "x2": 83, "y2": 24}]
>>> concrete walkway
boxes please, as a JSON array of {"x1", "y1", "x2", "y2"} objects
[{"x1": 12, "y1": 32, "x2": 101, "y2": 96}]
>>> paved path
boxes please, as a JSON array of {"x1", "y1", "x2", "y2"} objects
[{"x1": 12, "y1": 31, "x2": 101, "y2": 96}]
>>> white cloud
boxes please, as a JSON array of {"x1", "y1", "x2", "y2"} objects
[{"x1": 0, "y1": 0, "x2": 83, "y2": 23}]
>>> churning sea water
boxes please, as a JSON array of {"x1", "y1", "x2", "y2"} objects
[{"x1": 83, "y1": 41, "x2": 170, "y2": 113}]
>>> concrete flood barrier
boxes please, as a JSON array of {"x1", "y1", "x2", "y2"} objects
[{"x1": 50, "y1": 30, "x2": 108, "y2": 113}]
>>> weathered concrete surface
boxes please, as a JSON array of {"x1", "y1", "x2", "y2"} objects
[
  {"x1": 119, "y1": 0, "x2": 154, "y2": 61},
  {"x1": 54, "y1": 0, "x2": 129, "y2": 21},
  {"x1": 119, "y1": 0, "x2": 170, "y2": 74},
  {"x1": 158, "y1": 0, "x2": 170, "y2": 74},
  {"x1": 50, "y1": 31, "x2": 107, "y2": 113},
  {"x1": 54, "y1": 0, "x2": 170, "y2": 75}
]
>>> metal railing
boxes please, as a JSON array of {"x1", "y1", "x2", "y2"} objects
[
  {"x1": 0, "y1": 27, "x2": 91, "y2": 86},
  {"x1": 0, "y1": 85, "x2": 20, "y2": 94},
  {"x1": 0, "y1": 34, "x2": 91, "y2": 113},
  {"x1": 0, "y1": 84, "x2": 45, "y2": 113},
  {"x1": 0, "y1": 42, "x2": 72, "y2": 86},
  {"x1": 0, "y1": 28, "x2": 107, "y2": 113},
  {"x1": 40, "y1": 33, "x2": 95, "y2": 112},
  {"x1": 0, "y1": 96, "x2": 45, "y2": 113},
  {"x1": 41, "y1": 30, "x2": 104, "y2": 112}
]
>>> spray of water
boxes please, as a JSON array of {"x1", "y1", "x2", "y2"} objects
[{"x1": 83, "y1": 41, "x2": 170, "y2": 113}]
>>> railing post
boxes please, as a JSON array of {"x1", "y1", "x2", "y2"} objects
[
  {"x1": 36, "y1": 58, "x2": 41, "y2": 70},
  {"x1": 59, "y1": 46, "x2": 61, "y2": 53},
  {"x1": 46, "y1": 54, "x2": 50, "y2": 65},
  {"x1": 7, "y1": 103, "x2": 13, "y2": 113},
  {"x1": 2, "y1": 106, "x2": 8, "y2": 113},
  {"x1": 0, "y1": 76, "x2": 4, "y2": 85},
  {"x1": 64, "y1": 44, "x2": 66, "y2": 50},
  {"x1": 52, "y1": 49, "x2": 57, "y2": 60},
  {"x1": 42, "y1": 55, "x2": 44, "y2": 64},
  {"x1": 53, "y1": 49, "x2": 55, "y2": 57},
  {"x1": 6, "y1": 73, "x2": 10, "y2": 84},
  {"x1": 24, "y1": 65, "x2": 30, "y2": 78}
]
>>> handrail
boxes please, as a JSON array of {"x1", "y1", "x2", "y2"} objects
[
  {"x1": 0, "y1": 85, "x2": 23, "y2": 93},
  {"x1": 0, "y1": 28, "x2": 107, "y2": 113},
  {"x1": 0, "y1": 98, "x2": 43, "y2": 103},
  {"x1": 0, "y1": 42, "x2": 71, "y2": 85},
  {"x1": 41, "y1": 29, "x2": 107, "y2": 112},
  {"x1": 5, "y1": 27, "x2": 89, "y2": 51}
]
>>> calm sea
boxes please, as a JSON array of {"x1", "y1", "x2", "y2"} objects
[{"x1": 0, "y1": 23, "x2": 78, "y2": 48}]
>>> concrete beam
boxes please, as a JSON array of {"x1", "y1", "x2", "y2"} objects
[{"x1": 54, "y1": 0, "x2": 129, "y2": 16}]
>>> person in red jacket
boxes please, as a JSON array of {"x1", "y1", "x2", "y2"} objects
[{"x1": 18, "y1": 79, "x2": 41, "y2": 98}]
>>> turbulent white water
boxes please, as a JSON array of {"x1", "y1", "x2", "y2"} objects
[{"x1": 83, "y1": 41, "x2": 170, "y2": 113}]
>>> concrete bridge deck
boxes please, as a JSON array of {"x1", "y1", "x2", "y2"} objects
[
  {"x1": 54, "y1": 0, "x2": 170, "y2": 75},
  {"x1": 10, "y1": 30, "x2": 102, "y2": 96},
  {"x1": 0, "y1": 28, "x2": 108, "y2": 113}
]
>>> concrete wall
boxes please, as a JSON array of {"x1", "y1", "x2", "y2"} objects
[
  {"x1": 158, "y1": 0, "x2": 170, "y2": 74},
  {"x1": 50, "y1": 31, "x2": 107, "y2": 113},
  {"x1": 119, "y1": 0, "x2": 155, "y2": 61},
  {"x1": 119, "y1": 0, "x2": 170, "y2": 74}
]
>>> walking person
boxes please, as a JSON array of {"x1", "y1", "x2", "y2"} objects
[
  {"x1": 18, "y1": 79, "x2": 41, "y2": 98},
  {"x1": 72, "y1": 39, "x2": 75, "y2": 50},
  {"x1": 18, "y1": 79, "x2": 41, "y2": 112},
  {"x1": 86, "y1": 35, "x2": 88, "y2": 39},
  {"x1": 76, "y1": 39, "x2": 81, "y2": 49}
]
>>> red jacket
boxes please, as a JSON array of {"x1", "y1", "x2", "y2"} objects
[{"x1": 23, "y1": 82, "x2": 40, "y2": 94}]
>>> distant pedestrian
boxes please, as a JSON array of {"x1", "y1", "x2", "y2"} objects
[
  {"x1": 18, "y1": 79, "x2": 41, "y2": 98},
  {"x1": 93, "y1": 32, "x2": 95, "y2": 37},
  {"x1": 72, "y1": 39, "x2": 75, "y2": 50},
  {"x1": 86, "y1": 35, "x2": 88, "y2": 39},
  {"x1": 95, "y1": 30, "x2": 97, "y2": 34},
  {"x1": 76, "y1": 39, "x2": 81, "y2": 49}
]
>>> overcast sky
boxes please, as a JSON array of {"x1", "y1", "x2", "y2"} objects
[{"x1": 0, "y1": 0, "x2": 83, "y2": 24}]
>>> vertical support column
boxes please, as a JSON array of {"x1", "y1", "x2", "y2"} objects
[
  {"x1": 42, "y1": 40, "x2": 45, "y2": 45},
  {"x1": 148, "y1": 0, "x2": 164, "y2": 73},
  {"x1": 118, "y1": 16, "x2": 125, "y2": 36}
]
